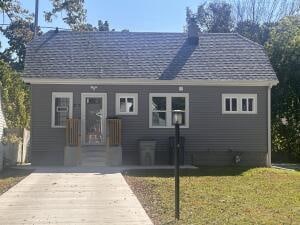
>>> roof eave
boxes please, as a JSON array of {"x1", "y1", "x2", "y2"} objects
[{"x1": 22, "y1": 77, "x2": 279, "y2": 87}]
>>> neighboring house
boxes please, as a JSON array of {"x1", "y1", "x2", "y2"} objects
[
  {"x1": 23, "y1": 25, "x2": 278, "y2": 166},
  {"x1": 0, "y1": 91, "x2": 7, "y2": 171},
  {"x1": 0, "y1": 91, "x2": 7, "y2": 141}
]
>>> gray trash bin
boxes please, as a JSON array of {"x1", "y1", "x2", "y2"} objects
[{"x1": 139, "y1": 140, "x2": 156, "y2": 166}]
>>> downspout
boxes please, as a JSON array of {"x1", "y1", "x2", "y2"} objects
[{"x1": 267, "y1": 84, "x2": 272, "y2": 167}]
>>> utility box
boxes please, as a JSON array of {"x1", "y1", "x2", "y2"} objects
[{"x1": 139, "y1": 140, "x2": 156, "y2": 166}]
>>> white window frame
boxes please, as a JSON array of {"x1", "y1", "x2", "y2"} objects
[
  {"x1": 149, "y1": 93, "x2": 189, "y2": 128},
  {"x1": 115, "y1": 93, "x2": 138, "y2": 115},
  {"x1": 51, "y1": 92, "x2": 73, "y2": 128},
  {"x1": 222, "y1": 94, "x2": 257, "y2": 114}
]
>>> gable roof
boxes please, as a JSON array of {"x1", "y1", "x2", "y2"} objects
[{"x1": 23, "y1": 30, "x2": 277, "y2": 82}]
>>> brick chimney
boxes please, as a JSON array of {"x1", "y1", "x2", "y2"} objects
[{"x1": 187, "y1": 18, "x2": 199, "y2": 45}]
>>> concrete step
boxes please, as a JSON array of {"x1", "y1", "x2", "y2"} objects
[
  {"x1": 82, "y1": 157, "x2": 106, "y2": 163},
  {"x1": 80, "y1": 145, "x2": 107, "y2": 166},
  {"x1": 81, "y1": 162, "x2": 106, "y2": 167},
  {"x1": 81, "y1": 145, "x2": 106, "y2": 151},
  {"x1": 82, "y1": 151, "x2": 106, "y2": 157}
]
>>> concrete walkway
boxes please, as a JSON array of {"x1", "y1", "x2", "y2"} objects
[{"x1": 0, "y1": 167, "x2": 153, "y2": 225}]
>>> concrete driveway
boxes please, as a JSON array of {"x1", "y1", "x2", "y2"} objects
[{"x1": 0, "y1": 167, "x2": 153, "y2": 225}]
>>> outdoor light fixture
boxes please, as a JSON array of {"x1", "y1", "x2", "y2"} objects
[
  {"x1": 173, "y1": 110, "x2": 183, "y2": 125},
  {"x1": 90, "y1": 86, "x2": 98, "y2": 92},
  {"x1": 173, "y1": 110, "x2": 183, "y2": 220}
]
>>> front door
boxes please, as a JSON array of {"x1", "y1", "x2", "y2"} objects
[{"x1": 81, "y1": 93, "x2": 107, "y2": 145}]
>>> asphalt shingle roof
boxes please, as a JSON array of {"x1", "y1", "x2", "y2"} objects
[{"x1": 23, "y1": 30, "x2": 277, "y2": 81}]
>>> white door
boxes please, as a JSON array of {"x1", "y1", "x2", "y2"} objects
[{"x1": 81, "y1": 93, "x2": 107, "y2": 145}]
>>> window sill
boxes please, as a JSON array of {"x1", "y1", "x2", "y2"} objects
[
  {"x1": 149, "y1": 126, "x2": 189, "y2": 129},
  {"x1": 116, "y1": 112, "x2": 138, "y2": 115},
  {"x1": 51, "y1": 125, "x2": 66, "y2": 128}
]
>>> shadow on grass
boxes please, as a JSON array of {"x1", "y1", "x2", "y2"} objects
[
  {"x1": 123, "y1": 166, "x2": 253, "y2": 177},
  {"x1": 0, "y1": 168, "x2": 33, "y2": 179}
]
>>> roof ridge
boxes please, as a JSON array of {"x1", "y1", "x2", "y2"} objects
[
  {"x1": 234, "y1": 33, "x2": 264, "y2": 48},
  {"x1": 47, "y1": 30, "x2": 186, "y2": 35}
]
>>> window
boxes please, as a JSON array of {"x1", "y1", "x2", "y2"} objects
[
  {"x1": 225, "y1": 97, "x2": 238, "y2": 112},
  {"x1": 51, "y1": 92, "x2": 73, "y2": 128},
  {"x1": 222, "y1": 94, "x2": 257, "y2": 114},
  {"x1": 149, "y1": 93, "x2": 189, "y2": 128},
  {"x1": 116, "y1": 93, "x2": 138, "y2": 115}
]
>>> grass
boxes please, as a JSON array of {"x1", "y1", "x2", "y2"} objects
[
  {"x1": 124, "y1": 167, "x2": 300, "y2": 225},
  {"x1": 0, "y1": 168, "x2": 32, "y2": 195}
]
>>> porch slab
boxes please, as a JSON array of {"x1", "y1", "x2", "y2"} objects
[{"x1": 0, "y1": 166, "x2": 153, "y2": 225}]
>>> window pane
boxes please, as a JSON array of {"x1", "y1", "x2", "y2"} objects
[
  {"x1": 225, "y1": 98, "x2": 231, "y2": 111},
  {"x1": 55, "y1": 97, "x2": 69, "y2": 126},
  {"x1": 120, "y1": 98, "x2": 126, "y2": 112},
  {"x1": 172, "y1": 97, "x2": 185, "y2": 110},
  {"x1": 248, "y1": 98, "x2": 253, "y2": 111},
  {"x1": 231, "y1": 98, "x2": 237, "y2": 111},
  {"x1": 152, "y1": 97, "x2": 166, "y2": 111},
  {"x1": 127, "y1": 98, "x2": 134, "y2": 112},
  {"x1": 242, "y1": 98, "x2": 247, "y2": 111},
  {"x1": 152, "y1": 112, "x2": 166, "y2": 126},
  {"x1": 172, "y1": 112, "x2": 185, "y2": 125}
]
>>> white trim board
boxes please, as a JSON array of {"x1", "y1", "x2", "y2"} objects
[
  {"x1": 267, "y1": 86, "x2": 272, "y2": 167},
  {"x1": 51, "y1": 92, "x2": 73, "y2": 128},
  {"x1": 149, "y1": 93, "x2": 189, "y2": 129},
  {"x1": 81, "y1": 93, "x2": 107, "y2": 145},
  {"x1": 23, "y1": 78, "x2": 279, "y2": 86},
  {"x1": 222, "y1": 94, "x2": 257, "y2": 114},
  {"x1": 115, "y1": 93, "x2": 138, "y2": 115}
]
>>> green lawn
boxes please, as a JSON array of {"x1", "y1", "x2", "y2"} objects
[{"x1": 124, "y1": 167, "x2": 300, "y2": 225}]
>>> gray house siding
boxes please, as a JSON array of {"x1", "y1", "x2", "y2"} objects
[{"x1": 31, "y1": 84, "x2": 268, "y2": 166}]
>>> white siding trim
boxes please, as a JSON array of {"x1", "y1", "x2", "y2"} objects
[
  {"x1": 81, "y1": 93, "x2": 107, "y2": 145},
  {"x1": 23, "y1": 78, "x2": 279, "y2": 87},
  {"x1": 149, "y1": 93, "x2": 189, "y2": 129},
  {"x1": 0, "y1": 91, "x2": 7, "y2": 140},
  {"x1": 51, "y1": 92, "x2": 73, "y2": 128},
  {"x1": 115, "y1": 93, "x2": 138, "y2": 115},
  {"x1": 267, "y1": 86, "x2": 272, "y2": 167},
  {"x1": 222, "y1": 94, "x2": 257, "y2": 114}
]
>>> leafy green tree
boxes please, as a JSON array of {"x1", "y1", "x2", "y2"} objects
[
  {"x1": 0, "y1": 0, "x2": 29, "y2": 21},
  {"x1": 235, "y1": 20, "x2": 275, "y2": 45},
  {"x1": 45, "y1": 0, "x2": 87, "y2": 30},
  {"x1": 0, "y1": 60, "x2": 30, "y2": 128},
  {"x1": 79, "y1": 20, "x2": 111, "y2": 31},
  {"x1": 0, "y1": 19, "x2": 36, "y2": 71},
  {"x1": 187, "y1": 2, "x2": 233, "y2": 33},
  {"x1": 266, "y1": 16, "x2": 300, "y2": 160},
  {"x1": 98, "y1": 20, "x2": 109, "y2": 31}
]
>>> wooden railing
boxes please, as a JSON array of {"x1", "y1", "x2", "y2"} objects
[
  {"x1": 107, "y1": 118, "x2": 122, "y2": 146},
  {"x1": 66, "y1": 118, "x2": 80, "y2": 146}
]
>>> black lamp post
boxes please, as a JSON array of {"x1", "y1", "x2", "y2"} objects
[{"x1": 173, "y1": 110, "x2": 183, "y2": 220}]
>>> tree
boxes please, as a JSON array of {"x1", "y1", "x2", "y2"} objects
[
  {"x1": 235, "y1": 20, "x2": 275, "y2": 45},
  {"x1": 232, "y1": 0, "x2": 300, "y2": 25},
  {"x1": 79, "y1": 20, "x2": 111, "y2": 31},
  {"x1": 266, "y1": 16, "x2": 300, "y2": 160},
  {"x1": 187, "y1": 2, "x2": 233, "y2": 33},
  {"x1": 0, "y1": 19, "x2": 36, "y2": 71},
  {"x1": 98, "y1": 20, "x2": 109, "y2": 31},
  {"x1": 0, "y1": 0, "x2": 29, "y2": 21},
  {"x1": 0, "y1": 60, "x2": 30, "y2": 128},
  {"x1": 45, "y1": 0, "x2": 87, "y2": 31}
]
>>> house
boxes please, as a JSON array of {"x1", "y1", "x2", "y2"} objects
[
  {"x1": 23, "y1": 24, "x2": 278, "y2": 166},
  {"x1": 0, "y1": 91, "x2": 7, "y2": 171}
]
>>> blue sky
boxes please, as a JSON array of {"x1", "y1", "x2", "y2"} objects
[
  {"x1": 0, "y1": 0, "x2": 203, "y2": 50},
  {"x1": 20, "y1": 0, "x2": 201, "y2": 32}
]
